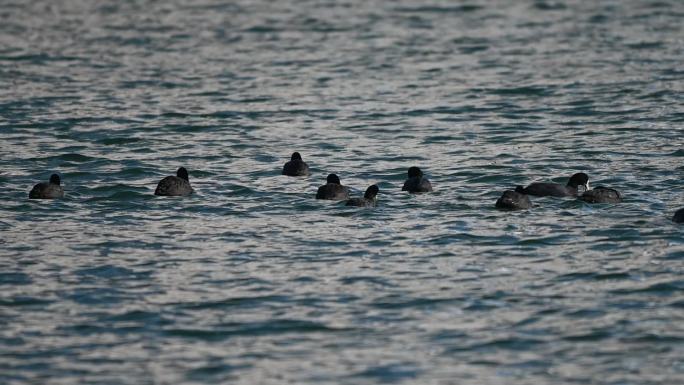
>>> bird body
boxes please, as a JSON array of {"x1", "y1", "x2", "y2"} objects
[
  {"x1": 29, "y1": 174, "x2": 64, "y2": 199},
  {"x1": 402, "y1": 166, "x2": 432, "y2": 193},
  {"x1": 155, "y1": 167, "x2": 193, "y2": 196},
  {"x1": 516, "y1": 172, "x2": 589, "y2": 197},
  {"x1": 282, "y1": 152, "x2": 309, "y2": 176},
  {"x1": 345, "y1": 185, "x2": 379, "y2": 207},
  {"x1": 495, "y1": 190, "x2": 531, "y2": 210},
  {"x1": 580, "y1": 187, "x2": 622, "y2": 203},
  {"x1": 316, "y1": 174, "x2": 349, "y2": 200}
]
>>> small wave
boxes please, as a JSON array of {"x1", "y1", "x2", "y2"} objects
[
  {"x1": 444, "y1": 337, "x2": 545, "y2": 353},
  {"x1": 563, "y1": 330, "x2": 612, "y2": 342},
  {"x1": 178, "y1": 295, "x2": 290, "y2": 310},
  {"x1": 554, "y1": 272, "x2": 632, "y2": 282},
  {"x1": 28, "y1": 153, "x2": 100, "y2": 163},
  {"x1": 0, "y1": 296, "x2": 52, "y2": 307},
  {"x1": 75, "y1": 265, "x2": 148, "y2": 279},
  {"x1": 0, "y1": 272, "x2": 32, "y2": 286},
  {"x1": 349, "y1": 363, "x2": 421, "y2": 382},
  {"x1": 394, "y1": 5, "x2": 482, "y2": 13},
  {"x1": 164, "y1": 319, "x2": 344, "y2": 340},
  {"x1": 86, "y1": 190, "x2": 152, "y2": 202},
  {"x1": 610, "y1": 280, "x2": 684, "y2": 295},
  {"x1": 98, "y1": 137, "x2": 143, "y2": 146},
  {"x1": 487, "y1": 86, "x2": 554, "y2": 97},
  {"x1": 371, "y1": 296, "x2": 459, "y2": 309},
  {"x1": 626, "y1": 41, "x2": 664, "y2": 50},
  {"x1": 0, "y1": 53, "x2": 83, "y2": 63},
  {"x1": 532, "y1": 2, "x2": 567, "y2": 11}
]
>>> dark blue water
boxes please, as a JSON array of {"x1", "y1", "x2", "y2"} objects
[{"x1": 2, "y1": 0, "x2": 684, "y2": 383}]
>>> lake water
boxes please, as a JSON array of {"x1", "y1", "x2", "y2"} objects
[{"x1": 1, "y1": 0, "x2": 684, "y2": 384}]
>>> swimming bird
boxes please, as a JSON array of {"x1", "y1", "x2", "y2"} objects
[
  {"x1": 673, "y1": 208, "x2": 684, "y2": 223},
  {"x1": 282, "y1": 152, "x2": 310, "y2": 176},
  {"x1": 579, "y1": 186, "x2": 622, "y2": 203},
  {"x1": 495, "y1": 190, "x2": 531, "y2": 210},
  {"x1": 515, "y1": 172, "x2": 588, "y2": 197},
  {"x1": 345, "y1": 185, "x2": 379, "y2": 207},
  {"x1": 402, "y1": 166, "x2": 433, "y2": 193},
  {"x1": 29, "y1": 174, "x2": 64, "y2": 199},
  {"x1": 316, "y1": 173, "x2": 350, "y2": 200},
  {"x1": 155, "y1": 167, "x2": 193, "y2": 196}
]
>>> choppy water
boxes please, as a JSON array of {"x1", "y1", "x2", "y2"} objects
[{"x1": 2, "y1": 0, "x2": 684, "y2": 384}]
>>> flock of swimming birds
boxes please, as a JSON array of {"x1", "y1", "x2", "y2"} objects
[{"x1": 26, "y1": 151, "x2": 684, "y2": 223}]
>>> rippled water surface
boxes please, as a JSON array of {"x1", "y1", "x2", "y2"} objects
[{"x1": 2, "y1": 0, "x2": 684, "y2": 384}]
